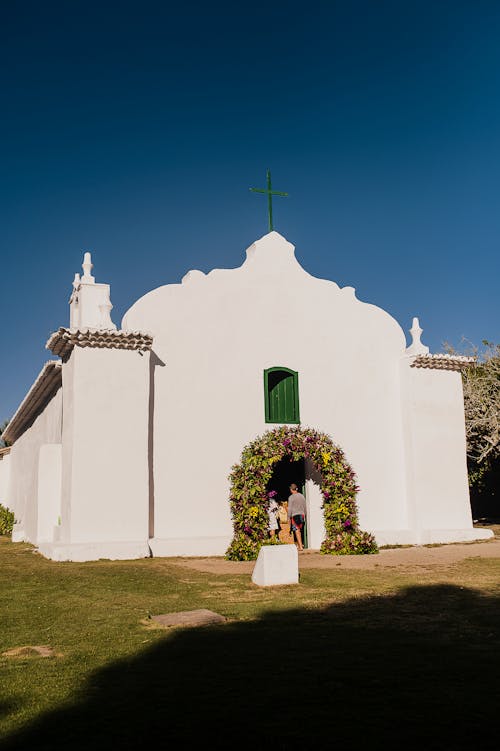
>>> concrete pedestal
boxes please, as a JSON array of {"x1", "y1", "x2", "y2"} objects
[{"x1": 251, "y1": 544, "x2": 299, "y2": 587}]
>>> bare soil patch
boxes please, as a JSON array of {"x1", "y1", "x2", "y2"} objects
[
  {"x1": 144, "y1": 609, "x2": 226, "y2": 629},
  {"x1": 170, "y1": 538, "x2": 500, "y2": 575}
]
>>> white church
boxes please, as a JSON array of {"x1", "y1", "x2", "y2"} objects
[{"x1": 0, "y1": 231, "x2": 492, "y2": 560}]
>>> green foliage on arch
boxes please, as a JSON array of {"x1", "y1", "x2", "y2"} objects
[{"x1": 226, "y1": 425, "x2": 378, "y2": 561}]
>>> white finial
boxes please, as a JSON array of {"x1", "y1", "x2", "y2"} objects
[
  {"x1": 406, "y1": 316, "x2": 430, "y2": 356},
  {"x1": 81, "y1": 252, "x2": 95, "y2": 283},
  {"x1": 72, "y1": 272, "x2": 81, "y2": 290}
]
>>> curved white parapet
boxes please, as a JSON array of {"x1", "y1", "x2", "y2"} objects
[{"x1": 122, "y1": 232, "x2": 406, "y2": 351}]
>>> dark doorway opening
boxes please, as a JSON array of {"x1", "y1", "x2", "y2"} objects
[{"x1": 266, "y1": 457, "x2": 307, "y2": 547}]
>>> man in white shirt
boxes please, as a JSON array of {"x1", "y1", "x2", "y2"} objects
[{"x1": 287, "y1": 483, "x2": 307, "y2": 551}]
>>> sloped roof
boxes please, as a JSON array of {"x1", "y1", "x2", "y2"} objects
[{"x1": 3, "y1": 361, "x2": 62, "y2": 444}]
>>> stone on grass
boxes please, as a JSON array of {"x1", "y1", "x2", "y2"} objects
[
  {"x1": 252, "y1": 544, "x2": 299, "y2": 587},
  {"x1": 151, "y1": 609, "x2": 226, "y2": 628},
  {"x1": 2, "y1": 645, "x2": 58, "y2": 658}
]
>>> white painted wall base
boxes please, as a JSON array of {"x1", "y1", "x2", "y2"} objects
[
  {"x1": 149, "y1": 536, "x2": 232, "y2": 557},
  {"x1": 418, "y1": 528, "x2": 493, "y2": 544},
  {"x1": 37, "y1": 540, "x2": 151, "y2": 562},
  {"x1": 252, "y1": 544, "x2": 299, "y2": 586},
  {"x1": 12, "y1": 525, "x2": 26, "y2": 542},
  {"x1": 372, "y1": 529, "x2": 422, "y2": 546},
  {"x1": 32, "y1": 528, "x2": 492, "y2": 561},
  {"x1": 373, "y1": 527, "x2": 493, "y2": 546}
]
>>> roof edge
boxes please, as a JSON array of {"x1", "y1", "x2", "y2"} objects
[
  {"x1": 46, "y1": 327, "x2": 153, "y2": 359},
  {"x1": 410, "y1": 353, "x2": 475, "y2": 372},
  {"x1": 3, "y1": 361, "x2": 62, "y2": 444}
]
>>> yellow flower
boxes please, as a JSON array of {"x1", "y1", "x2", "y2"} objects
[
  {"x1": 322, "y1": 451, "x2": 331, "y2": 465},
  {"x1": 249, "y1": 506, "x2": 260, "y2": 518}
]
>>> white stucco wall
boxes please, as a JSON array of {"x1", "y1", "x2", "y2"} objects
[
  {"x1": 402, "y1": 365, "x2": 489, "y2": 543},
  {"x1": 123, "y1": 232, "x2": 416, "y2": 555},
  {"x1": 37, "y1": 444, "x2": 62, "y2": 543},
  {"x1": 7, "y1": 388, "x2": 62, "y2": 543},
  {"x1": 0, "y1": 454, "x2": 11, "y2": 507},
  {"x1": 41, "y1": 345, "x2": 151, "y2": 561}
]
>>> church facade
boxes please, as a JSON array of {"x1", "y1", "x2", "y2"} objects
[{"x1": 0, "y1": 232, "x2": 491, "y2": 560}]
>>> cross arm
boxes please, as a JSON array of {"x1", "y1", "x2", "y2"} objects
[{"x1": 249, "y1": 188, "x2": 289, "y2": 196}]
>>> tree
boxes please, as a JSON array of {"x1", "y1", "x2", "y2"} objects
[
  {"x1": 446, "y1": 341, "x2": 500, "y2": 519},
  {"x1": 461, "y1": 341, "x2": 500, "y2": 466}
]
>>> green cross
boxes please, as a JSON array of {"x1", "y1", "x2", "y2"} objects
[{"x1": 250, "y1": 169, "x2": 288, "y2": 232}]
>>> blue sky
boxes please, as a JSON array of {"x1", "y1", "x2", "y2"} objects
[{"x1": 1, "y1": 0, "x2": 499, "y2": 420}]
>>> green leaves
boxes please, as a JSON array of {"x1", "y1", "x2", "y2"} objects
[{"x1": 0, "y1": 504, "x2": 15, "y2": 536}]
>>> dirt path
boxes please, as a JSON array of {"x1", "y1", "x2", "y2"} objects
[{"x1": 170, "y1": 537, "x2": 500, "y2": 575}]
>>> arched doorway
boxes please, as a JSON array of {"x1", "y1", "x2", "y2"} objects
[
  {"x1": 225, "y1": 425, "x2": 378, "y2": 560},
  {"x1": 266, "y1": 456, "x2": 306, "y2": 545}
]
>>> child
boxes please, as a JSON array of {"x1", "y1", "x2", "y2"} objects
[{"x1": 267, "y1": 490, "x2": 280, "y2": 537}]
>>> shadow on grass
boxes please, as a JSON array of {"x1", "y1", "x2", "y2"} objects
[
  {"x1": 3, "y1": 584, "x2": 499, "y2": 750},
  {"x1": 0, "y1": 701, "x2": 22, "y2": 721}
]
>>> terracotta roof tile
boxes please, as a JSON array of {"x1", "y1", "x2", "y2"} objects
[
  {"x1": 410, "y1": 353, "x2": 475, "y2": 371},
  {"x1": 46, "y1": 327, "x2": 153, "y2": 359}
]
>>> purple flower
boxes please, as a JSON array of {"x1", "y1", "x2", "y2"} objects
[
  {"x1": 283, "y1": 438, "x2": 292, "y2": 447},
  {"x1": 267, "y1": 490, "x2": 277, "y2": 498}
]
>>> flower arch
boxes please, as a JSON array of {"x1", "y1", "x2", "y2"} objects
[{"x1": 226, "y1": 425, "x2": 378, "y2": 560}]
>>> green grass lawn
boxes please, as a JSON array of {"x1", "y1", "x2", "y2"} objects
[{"x1": 1, "y1": 537, "x2": 499, "y2": 749}]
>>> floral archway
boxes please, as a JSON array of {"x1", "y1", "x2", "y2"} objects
[{"x1": 226, "y1": 425, "x2": 378, "y2": 560}]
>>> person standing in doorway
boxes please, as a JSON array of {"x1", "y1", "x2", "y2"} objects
[
  {"x1": 267, "y1": 490, "x2": 280, "y2": 538},
  {"x1": 288, "y1": 483, "x2": 306, "y2": 551}
]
